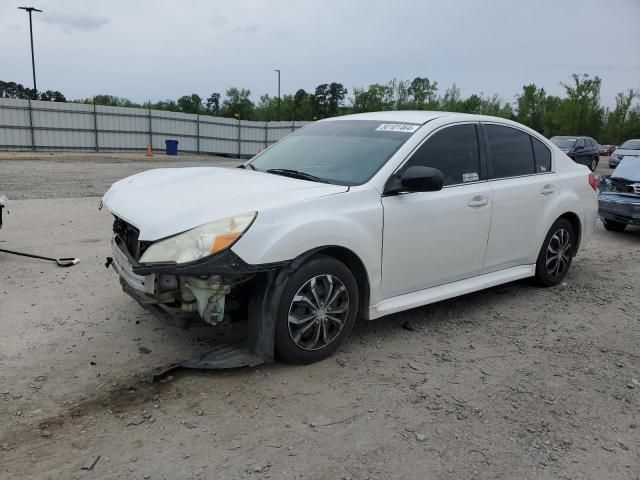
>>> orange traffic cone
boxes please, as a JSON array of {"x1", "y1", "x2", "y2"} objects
[{"x1": 145, "y1": 144, "x2": 153, "y2": 157}]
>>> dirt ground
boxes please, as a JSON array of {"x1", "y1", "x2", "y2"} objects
[{"x1": 1, "y1": 154, "x2": 639, "y2": 480}]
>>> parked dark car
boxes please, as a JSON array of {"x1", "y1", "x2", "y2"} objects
[
  {"x1": 609, "y1": 139, "x2": 640, "y2": 168},
  {"x1": 550, "y1": 136, "x2": 600, "y2": 171},
  {"x1": 599, "y1": 144, "x2": 615, "y2": 156},
  {"x1": 598, "y1": 158, "x2": 640, "y2": 232}
]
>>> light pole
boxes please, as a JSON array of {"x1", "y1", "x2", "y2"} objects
[
  {"x1": 273, "y1": 69, "x2": 281, "y2": 121},
  {"x1": 18, "y1": 6, "x2": 42, "y2": 92}
]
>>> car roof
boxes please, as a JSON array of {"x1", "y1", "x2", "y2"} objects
[{"x1": 321, "y1": 110, "x2": 524, "y2": 126}]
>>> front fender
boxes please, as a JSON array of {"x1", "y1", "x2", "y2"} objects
[{"x1": 232, "y1": 187, "x2": 383, "y2": 303}]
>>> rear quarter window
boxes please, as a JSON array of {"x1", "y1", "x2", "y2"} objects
[{"x1": 531, "y1": 137, "x2": 552, "y2": 173}]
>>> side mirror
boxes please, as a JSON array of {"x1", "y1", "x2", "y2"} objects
[{"x1": 384, "y1": 166, "x2": 444, "y2": 195}]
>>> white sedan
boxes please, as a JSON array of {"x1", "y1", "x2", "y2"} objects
[{"x1": 102, "y1": 111, "x2": 598, "y2": 365}]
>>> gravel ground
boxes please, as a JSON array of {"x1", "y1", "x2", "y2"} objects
[
  {"x1": 0, "y1": 151, "x2": 241, "y2": 199},
  {"x1": 1, "y1": 155, "x2": 639, "y2": 479}
]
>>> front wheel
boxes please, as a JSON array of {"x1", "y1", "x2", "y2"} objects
[
  {"x1": 534, "y1": 218, "x2": 576, "y2": 287},
  {"x1": 274, "y1": 255, "x2": 358, "y2": 364},
  {"x1": 603, "y1": 219, "x2": 627, "y2": 232}
]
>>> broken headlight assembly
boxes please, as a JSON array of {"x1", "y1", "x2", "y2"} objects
[{"x1": 139, "y1": 212, "x2": 257, "y2": 265}]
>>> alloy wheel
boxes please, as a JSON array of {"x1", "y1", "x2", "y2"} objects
[
  {"x1": 287, "y1": 274, "x2": 349, "y2": 351},
  {"x1": 545, "y1": 228, "x2": 571, "y2": 279}
]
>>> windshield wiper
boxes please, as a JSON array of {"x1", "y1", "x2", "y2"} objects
[{"x1": 265, "y1": 168, "x2": 329, "y2": 183}]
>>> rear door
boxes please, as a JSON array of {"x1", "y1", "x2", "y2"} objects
[
  {"x1": 381, "y1": 123, "x2": 492, "y2": 298},
  {"x1": 481, "y1": 123, "x2": 556, "y2": 272}
]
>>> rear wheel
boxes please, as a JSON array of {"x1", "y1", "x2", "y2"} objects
[
  {"x1": 535, "y1": 218, "x2": 575, "y2": 287},
  {"x1": 274, "y1": 255, "x2": 358, "y2": 364},
  {"x1": 603, "y1": 219, "x2": 627, "y2": 232},
  {"x1": 590, "y1": 158, "x2": 598, "y2": 171}
]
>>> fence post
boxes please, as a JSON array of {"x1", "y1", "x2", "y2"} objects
[
  {"x1": 147, "y1": 104, "x2": 152, "y2": 149},
  {"x1": 93, "y1": 100, "x2": 99, "y2": 152},
  {"x1": 237, "y1": 118, "x2": 241, "y2": 158},
  {"x1": 291, "y1": 121, "x2": 295, "y2": 133},
  {"x1": 196, "y1": 114, "x2": 200, "y2": 154},
  {"x1": 264, "y1": 122, "x2": 268, "y2": 151},
  {"x1": 27, "y1": 98, "x2": 36, "y2": 151}
]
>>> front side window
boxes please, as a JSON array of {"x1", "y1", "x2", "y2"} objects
[
  {"x1": 249, "y1": 120, "x2": 419, "y2": 185},
  {"x1": 486, "y1": 124, "x2": 535, "y2": 179},
  {"x1": 576, "y1": 138, "x2": 585, "y2": 148},
  {"x1": 402, "y1": 124, "x2": 482, "y2": 186}
]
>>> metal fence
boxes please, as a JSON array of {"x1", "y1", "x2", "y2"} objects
[{"x1": 0, "y1": 98, "x2": 308, "y2": 156}]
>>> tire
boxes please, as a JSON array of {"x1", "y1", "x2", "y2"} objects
[
  {"x1": 603, "y1": 219, "x2": 627, "y2": 232},
  {"x1": 590, "y1": 158, "x2": 598, "y2": 172},
  {"x1": 534, "y1": 218, "x2": 576, "y2": 287},
  {"x1": 274, "y1": 255, "x2": 358, "y2": 364}
]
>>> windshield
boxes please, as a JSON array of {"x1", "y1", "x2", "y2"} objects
[
  {"x1": 550, "y1": 137, "x2": 577, "y2": 149},
  {"x1": 248, "y1": 120, "x2": 419, "y2": 185},
  {"x1": 620, "y1": 139, "x2": 640, "y2": 150}
]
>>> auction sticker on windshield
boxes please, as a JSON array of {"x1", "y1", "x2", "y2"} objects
[{"x1": 375, "y1": 123, "x2": 420, "y2": 133}]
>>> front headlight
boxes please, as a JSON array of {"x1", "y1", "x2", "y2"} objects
[{"x1": 139, "y1": 212, "x2": 256, "y2": 264}]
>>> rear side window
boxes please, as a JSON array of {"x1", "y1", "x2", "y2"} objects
[
  {"x1": 531, "y1": 137, "x2": 552, "y2": 173},
  {"x1": 404, "y1": 124, "x2": 482, "y2": 186},
  {"x1": 485, "y1": 124, "x2": 535, "y2": 178}
]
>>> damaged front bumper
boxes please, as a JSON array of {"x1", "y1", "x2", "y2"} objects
[
  {"x1": 109, "y1": 233, "x2": 283, "y2": 325},
  {"x1": 598, "y1": 194, "x2": 640, "y2": 226},
  {"x1": 107, "y1": 228, "x2": 290, "y2": 370}
]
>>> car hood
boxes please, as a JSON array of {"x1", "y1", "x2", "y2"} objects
[{"x1": 102, "y1": 167, "x2": 348, "y2": 240}]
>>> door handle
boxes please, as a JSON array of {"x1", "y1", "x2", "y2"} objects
[
  {"x1": 540, "y1": 184, "x2": 556, "y2": 195},
  {"x1": 468, "y1": 196, "x2": 489, "y2": 208}
]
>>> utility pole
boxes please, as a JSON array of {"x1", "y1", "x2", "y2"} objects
[
  {"x1": 274, "y1": 69, "x2": 281, "y2": 121},
  {"x1": 18, "y1": 6, "x2": 42, "y2": 92}
]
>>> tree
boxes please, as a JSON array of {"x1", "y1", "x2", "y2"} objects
[
  {"x1": 327, "y1": 82, "x2": 347, "y2": 116},
  {"x1": 557, "y1": 73, "x2": 604, "y2": 137},
  {"x1": 516, "y1": 84, "x2": 548, "y2": 133},
  {"x1": 440, "y1": 84, "x2": 462, "y2": 112},
  {"x1": 351, "y1": 84, "x2": 392, "y2": 113},
  {"x1": 310, "y1": 83, "x2": 347, "y2": 118},
  {"x1": 602, "y1": 89, "x2": 639, "y2": 144},
  {"x1": 39, "y1": 90, "x2": 66, "y2": 102},
  {"x1": 408, "y1": 77, "x2": 438, "y2": 109},
  {"x1": 292, "y1": 89, "x2": 313, "y2": 120},
  {"x1": 0, "y1": 80, "x2": 38, "y2": 100},
  {"x1": 221, "y1": 87, "x2": 254, "y2": 119},
  {"x1": 177, "y1": 93, "x2": 202, "y2": 114},
  {"x1": 92, "y1": 94, "x2": 139, "y2": 107},
  {"x1": 206, "y1": 92, "x2": 221, "y2": 115}
]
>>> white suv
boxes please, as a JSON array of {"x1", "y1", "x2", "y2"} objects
[{"x1": 102, "y1": 111, "x2": 598, "y2": 365}]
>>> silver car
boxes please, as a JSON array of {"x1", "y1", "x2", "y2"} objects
[{"x1": 609, "y1": 139, "x2": 640, "y2": 168}]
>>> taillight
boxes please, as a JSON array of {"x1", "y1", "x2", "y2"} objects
[{"x1": 588, "y1": 173, "x2": 597, "y2": 191}]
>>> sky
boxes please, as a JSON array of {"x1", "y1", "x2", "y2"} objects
[{"x1": 1, "y1": 0, "x2": 639, "y2": 107}]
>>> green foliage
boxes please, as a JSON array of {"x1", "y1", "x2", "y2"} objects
[
  {"x1": 176, "y1": 94, "x2": 203, "y2": 114},
  {"x1": 221, "y1": 87, "x2": 254, "y2": 119},
  {"x1": 0, "y1": 80, "x2": 65, "y2": 102},
  {"x1": 206, "y1": 92, "x2": 221, "y2": 115},
  {"x1": 3, "y1": 75, "x2": 639, "y2": 143}
]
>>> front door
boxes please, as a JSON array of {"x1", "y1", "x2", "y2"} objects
[{"x1": 381, "y1": 123, "x2": 492, "y2": 298}]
